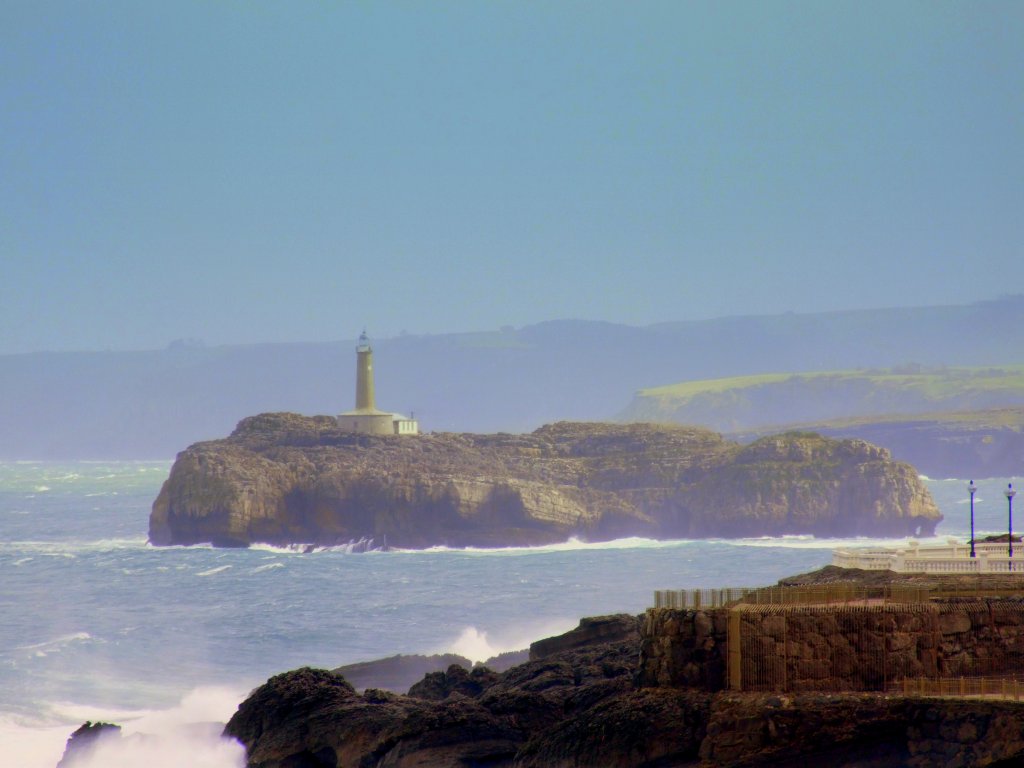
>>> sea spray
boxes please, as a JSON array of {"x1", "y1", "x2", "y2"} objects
[
  {"x1": 0, "y1": 687, "x2": 246, "y2": 768},
  {"x1": 441, "y1": 619, "x2": 579, "y2": 664}
]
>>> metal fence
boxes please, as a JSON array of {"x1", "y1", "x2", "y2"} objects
[
  {"x1": 654, "y1": 584, "x2": 933, "y2": 609},
  {"x1": 653, "y1": 588, "x2": 757, "y2": 609},
  {"x1": 653, "y1": 584, "x2": 1024, "y2": 610}
]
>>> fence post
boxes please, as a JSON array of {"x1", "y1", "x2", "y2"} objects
[
  {"x1": 782, "y1": 612, "x2": 788, "y2": 693},
  {"x1": 728, "y1": 608, "x2": 742, "y2": 691}
]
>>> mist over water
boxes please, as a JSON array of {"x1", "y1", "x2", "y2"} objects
[{"x1": 0, "y1": 463, "x2": 1015, "y2": 766}]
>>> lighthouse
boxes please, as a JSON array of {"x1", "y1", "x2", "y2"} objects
[
  {"x1": 355, "y1": 330, "x2": 376, "y2": 411},
  {"x1": 336, "y1": 331, "x2": 419, "y2": 435}
]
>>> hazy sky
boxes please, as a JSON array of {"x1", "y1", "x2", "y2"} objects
[{"x1": 2, "y1": 1, "x2": 1022, "y2": 352}]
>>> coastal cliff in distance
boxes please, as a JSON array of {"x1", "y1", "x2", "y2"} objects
[{"x1": 148, "y1": 414, "x2": 940, "y2": 548}]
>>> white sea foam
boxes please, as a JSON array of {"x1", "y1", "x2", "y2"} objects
[
  {"x1": 717, "y1": 535, "x2": 927, "y2": 551},
  {"x1": 0, "y1": 538, "x2": 148, "y2": 556},
  {"x1": 0, "y1": 687, "x2": 246, "y2": 768},
  {"x1": 252, "y1": 562, "x2": 284, "y2": 573},
  {"x1": 249, "y1": 538, "x2": 386, "y2": 554},
  {"x1": 249, "y1": 543, "x2": 316, "y2": 554},
  {"x1": 150, "y1": 541, "x2": 218, "y2": 550},
  {"x1": 439, "y1": 620, "x2": 577, "y2": 664},
  {"x1": 13, "y1": 632, "x2": 94, "y2": 658},
  {"x1": 404, "y1": 535, "x2": 689, "y2": 557},
  {"x1": 399, "y1": 534, "x2": 915, "y2": 557},
  {"x1": 196, "y1": 565, "x2": 232, "y2": 577}
]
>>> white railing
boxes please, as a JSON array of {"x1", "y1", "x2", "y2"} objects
[{"x1": 833, "y1": 539, "x2": 1024, "y2": 574}]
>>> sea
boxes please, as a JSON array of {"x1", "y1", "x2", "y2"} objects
[{"x1": 0, "y1": 461, "x2": 1018, "y2": 767}]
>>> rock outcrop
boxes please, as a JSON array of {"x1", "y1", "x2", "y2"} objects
[
  {"x1": 57, "y1": 721, "x2": 121, "y2": 767},
  {"x1": 331, "y1": 654, "x2": 473, "y2": 693},
  {"x1": 150, "y1": 414, "x2": 940, "y2": 548},
  {"x1": 225, "y1": 630, "x2": 643, "y2": 768},
  {"x1": 529, "y1": 614, "x2": 640, "y2": 660},
  {"x1": 333, "y1": 652, "x2": 531, "y2": 694},
  {"x1": 407, "y1": 664, "x2": 500, "y2": 701}
]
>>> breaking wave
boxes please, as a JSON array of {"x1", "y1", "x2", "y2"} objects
[
  {"x1": 437, "y1": 621, "x2": 576, "y2": 664},
  {"x1": 196, "y1": 565, "x2": 232, "y2": 577}
]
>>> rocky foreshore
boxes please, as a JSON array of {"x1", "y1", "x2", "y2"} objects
[
  {"x1": 149, "y1": 414, "x2": 940, "y2": 548},
  {"x1": 217, "y1": 612, "x2": 1024, "y2": 768}
]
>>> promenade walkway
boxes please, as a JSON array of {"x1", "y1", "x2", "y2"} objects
[{"x1": 833, "y1": 539, "x2": 1024, "y2": 574}]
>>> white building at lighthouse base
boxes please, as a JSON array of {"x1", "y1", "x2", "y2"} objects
[{"x1": 336, "y1": 408, "x2": 418, "y2": 436}]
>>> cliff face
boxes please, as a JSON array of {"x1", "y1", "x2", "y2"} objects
[
  {"x1": 803, "y1": 409, "x2": 1024, "y2": 479},
  {"x1": 149, "y1": 414, "x2": 940, "y2": 548},
  {"x1": 731, "y1": 407, "x2": 1024, "y2": 479}
]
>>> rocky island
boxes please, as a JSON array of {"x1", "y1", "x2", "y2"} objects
[{"x1": 149, "y1": 413, "x2": 939, "y2": 548}]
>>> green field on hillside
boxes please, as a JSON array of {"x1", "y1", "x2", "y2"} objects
[
  {"x1": 639, "y1": 365, "x2": 1024, "y2": 400},
  {"x1": 622, "y1": 365, "x2": 1024, "y2": 434}
]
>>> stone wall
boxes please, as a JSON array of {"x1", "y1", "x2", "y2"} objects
[
  {"x1": 738, "y1": 603, "x2": 939, "y2": 692},
  {"x1": 640, "y1": 598, "x2": 1024, "y2": 693},
  {"x1": 638, "y1": 607, "x2": 729, "y2": 690},
  {"x1": 699, "y1": 693, "x2": 1024, "y2": 768}
]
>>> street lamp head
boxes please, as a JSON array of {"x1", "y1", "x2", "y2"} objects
[
  {"x1": 1007, "y1": 484, "x2": 1017, "y2": 500},
  {"x1": 969, "y1": 480, "x2": 977, "y2": 494}
]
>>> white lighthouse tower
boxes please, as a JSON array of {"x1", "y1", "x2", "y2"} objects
[{"x1": 336, "y1": 331, "x2": 418, "y2": 435}]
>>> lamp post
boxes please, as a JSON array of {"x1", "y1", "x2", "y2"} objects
[
  {"x1": 1007, "y1": 483, "x2": 1017, "y2": 571},
  {"x1": 968, "y1": 480, "x2": 977, "y2": 558}
]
